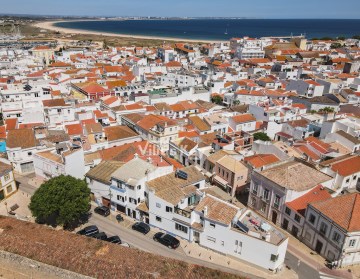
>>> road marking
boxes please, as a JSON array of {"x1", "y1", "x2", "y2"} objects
[{"x1": 319, "y1": 272, "x2": 341, "y2": 279}]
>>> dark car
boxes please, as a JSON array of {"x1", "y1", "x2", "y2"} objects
[
  {"x1": 131, "y1": 222, "x2": 150, "y2": 234},
  {"x1": 94, "y1": 206, "x2": 110, "y2": 217},
  {"x1": 106, "y1": 235, "x2": 122, "y2": 244},
  {"x1": 76, "y1": 225, "x2": 99, "y2": 236},
  {"x1": 153, "y1": 232, "x2": 180, "y2": 249},
  {"x1": 92, "y1": 232, "x2": 108, "y2": 240}
]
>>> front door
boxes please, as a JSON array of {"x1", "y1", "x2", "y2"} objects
[
  {"x1": 193, "y1": 231, "x2": 200, "y2": 243},
  {"x1": 272, "y1": 210, "x2": 278, "y2": 224},
  {"x1": 315, "y1": 240, "x2": 323, "y2": 254},
  {"x1": 291, "y1": 226, "x2": 299, "y2": 237},
  {"x1": 282, "y1": 218, "x2": 289, "y2": 230}
]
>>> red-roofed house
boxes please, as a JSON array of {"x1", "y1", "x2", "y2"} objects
[
  {"x1": 320, "y1": 155, "x2": 360, "y2": 193},
  {"x1": 229, "y1": 114, "x2": 257, "y2": 132},
  {"x1": 283, "y1": 185, "x2": 332, "y2": 238},
  {"x1": 303, "y1": 193, "x2": 360, "y2": 267}
]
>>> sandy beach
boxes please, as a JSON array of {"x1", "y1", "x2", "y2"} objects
[{"x1": 34, "y1": 20, "x2": 224, "y2": 43}]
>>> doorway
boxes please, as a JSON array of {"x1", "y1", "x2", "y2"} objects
[
  {"x1": 291, "y1": 226, "x2": 299, "y2": 237},
  {"x1": 315, "y1": 240, "x2": 323, "y2": 254},
  {"x1": 282, "y1": 218, "x2": 289, "y2": 230},
  {"x1": 272, "y1": 210, "x2": 278, "y2": 224}
]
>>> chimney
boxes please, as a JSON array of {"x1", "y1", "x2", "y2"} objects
[
  {"x1": 147, "y1": 157, "x2": 152, "y2": 164},
  {"x1": 203, "y1": 206, "x2": 208, "y2": 217},
  {"x1": 134, "y1": 153, "x2": 139, "y2": 159}
]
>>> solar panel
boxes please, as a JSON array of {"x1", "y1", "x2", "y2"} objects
[
  {"x1": 236, "y1": 221, "x2": 249, "y2": 233},
  {"x1": 176, "y1": 170, "x2": 188, "y2": 180}
]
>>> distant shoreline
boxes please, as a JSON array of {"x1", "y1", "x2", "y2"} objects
[{"x1": 33, "y1": 20, "x2": 226, "y2": 43}]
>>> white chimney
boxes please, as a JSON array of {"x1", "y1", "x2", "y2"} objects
[
  {"x1": 203, "y1": 206, "x2": 208, "y2": 217},
  {"x1": 134, "y1": 153, "x2": 139, "y2": 158}
]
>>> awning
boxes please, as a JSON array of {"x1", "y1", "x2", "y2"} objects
[{"x1": 213, "y1": 175, "x2": 228, "y2": 188}]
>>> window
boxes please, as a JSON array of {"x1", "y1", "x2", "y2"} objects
[
  {"x1": 309, "y1": 214, "x2": 316, "y2": 224},
  {"x1": 175, "y1": 223, "x2": 188, "y2": 234},
  {"x1": 253, "y1": 184, "x2": 258, "y2": 195},
  {"x1": 263, "y1": 189, "x2": 270, "y2": 200},
  {"x1": 320, "y1": 222, "x2": 328, "y2": 236},
  {"x1": 6, "y1": 185, "x2": 13, "y2": 194},
  {"x1": 34, "y1": 93, "x2": 39, "y2": 97},
  {"x1": 274, "y1": 195, "x2": 280, "y2": 209},
  {"x1": 346, "y1": 178, "x2": 350, "y2": 183},
  {"x1": 166, "y1": 206, "x2": 173, "y2": 213},
  {"x1": 221, "y1": 241, "x2": 224, "y2": 246},
  {"x1": 207, "y1": 236, "x2": 216, "y2": 243},
  {"x1": 294, "y1": 214, "x2": 301, "y2": 223},
  {"x1": 270, "y1": 254, "x2": 279, "y2": 262},
  {"x1": 285, "y1": 207, "x2": 291, "y2": 216},
  {"x1": 137, "y1": 185, "x2": 141, "y2": 190},
  {"x1": 27, "y1": 152, "x2": 32, "y2": 156},
  {"x1": 57, "y1": 109, "x2": 61, "y2": 113},
  {"x1": 332, "y1": 232, "x2": 341, "y2": 243},
  {"x1": 349, "y1": 239, "x2": 356, "y2": 247},
  {"x1": 4, "y1": 174, "x2": 10, "y2": 181},
  {"x1": 210, "y1": 223, "x2": 216, "y2": 229},
  {"x1": 156, "y1": 216, "x2": 162, "y2": 222},
  {"x1": 260, "y1": 201, "x2": 266, "y2": 212},
  {"x1": 156, "y1": 203, "x2": 161, "y2": 208},
  {"x1": 234, "y1": 240, "x2": 242, "y2": 254}
]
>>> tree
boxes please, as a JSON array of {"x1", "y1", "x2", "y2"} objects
[
  {"x1": 29, "y1": 175, "x2": 91, "y2": 228},
  {"x1": 253, "y1": 132, "x2": 271, "y2": 142},
  {"x1": 330, "y1": 43, "x2": 342, "y2": 49},
  {"x1": 211, "y1": 95, "x2": 223, "y2": 105}
]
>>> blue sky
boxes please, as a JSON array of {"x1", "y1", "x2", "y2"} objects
[{"x1": 2, "y1": 0, "x2": 360, "y2": 19}]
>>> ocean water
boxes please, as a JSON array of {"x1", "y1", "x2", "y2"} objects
[{"x1": 54, "y1": 19, "x2": 360, "y2": 40}]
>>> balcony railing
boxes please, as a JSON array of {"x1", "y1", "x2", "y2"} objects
[{"x1": 174, "y1": 207, "x2": 191, "y2": 218}]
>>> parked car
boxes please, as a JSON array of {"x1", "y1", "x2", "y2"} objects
[
  {"x1": 106, "y1": 235, "x2": 122, "y2": 244},
  {"x1": 94, "y1": 206, "x2": 110, "y2": 217},
  {"x1": 116, "y1": 214, "x2": 124, "y2": 222},
  {"x1": 76, "y1": 225, "x2": 99, "y2": 237},
  {"x1": 91, "y1": 232, "x2": 108, "y2": 240},
  {"x1": 153, "y1": 232, "x2": 180, "y2": 249},
  {"x1": 131, "y1": 222, "x2": 150, "y2": 234}
]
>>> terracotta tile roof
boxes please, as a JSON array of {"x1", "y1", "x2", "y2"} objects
[
  {"x1": 177, "y1": 137, "x2": 197, "y2": 152},
  {"x1": 137, "y1": 115, "x2": 176, "y2": 131},
  {"x1": 259, "y1": 161, "x2": 332, "y2": 192},
  {"x1": 311, "y1": 193, "x2": 360, "y2": 232},
  {"x1": 244, "y1": 154, "x2": 280, "y2": 168},
  {"x1": 146, "y1": 166, "x2": 204, "y2": 205},
  {"x1": 42, "y1": 98, "x2": 67, "y2": 107},
  {"x1": 0, "y1": 126, "x2": 6, "y2": 139},
  {"x1": 103, "y1": 125, "x2": 138, "y2": 141},
  {"x1": 5, "y1": 118, "x2": 18, "y2": 130},
  {"x1": 6, "y1": 129, "x2": 38, "y2": 149},
  {"x1": 286, "y1": 185, "x2": 331, "y2": 216},
  {"x1": 189, "y1": 116, "x2": 211, "y2": 132},
  {"x1": 295, "y1": 145, "x2": 320, "y2": 161},
  {"x1": 86, "y1": 160, "x2": 124, "y2": 184},
  {"x1": 231, "y1": 114, "x2": 256, "y2": 124},
  {"x1": 331, "y1": 155, "x2": 360, "y2": 177},
  {"x1": 65, "y1": 123, "x2": 83, "y2": 136},
  {"x1": 85, "y1": 123, "x2": 103, "y2": 134},
  {"x1": 195, "y1": 195, "x2": 239, "y2": 225}
]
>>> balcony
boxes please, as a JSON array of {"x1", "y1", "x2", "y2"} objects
[
  {"x1": 110, "y1": 185, "x2": 126, "y2": 193},
  {"x1": 174, "y1": 206, "x2": 192, "y2": 218}
]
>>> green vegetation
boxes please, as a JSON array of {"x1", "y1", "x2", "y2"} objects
[
  {"x1": 319, "y1": 107, "x2": 335, "y2": 113},
  {"x1": 211, "y1": 95, "x2": 223, "y2": 105},
  {"x1": 253, "y1": 132, "x2": 271, "y2": 142},
  {"x1": 330, "y1": 42, "x2": 343, "y2": 49},
  {"x1": 29, "y1": 175, "x2": 90, "y2": 228}
]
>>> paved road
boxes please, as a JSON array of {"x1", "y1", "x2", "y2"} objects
[
  {"x1": 15, "y1": 174, "x2": 331, "y2": 279},
  {"x1": 285, "y1": 251, "x2": 320, "y2": 279}
]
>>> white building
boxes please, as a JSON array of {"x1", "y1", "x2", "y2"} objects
[{"x1": 302, "y1": 193, "x2": 360, "y2": 267}]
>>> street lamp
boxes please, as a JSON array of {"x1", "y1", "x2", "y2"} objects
[{"x1": 4, "y1": 202, "x2": 8, "y2": 214}]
